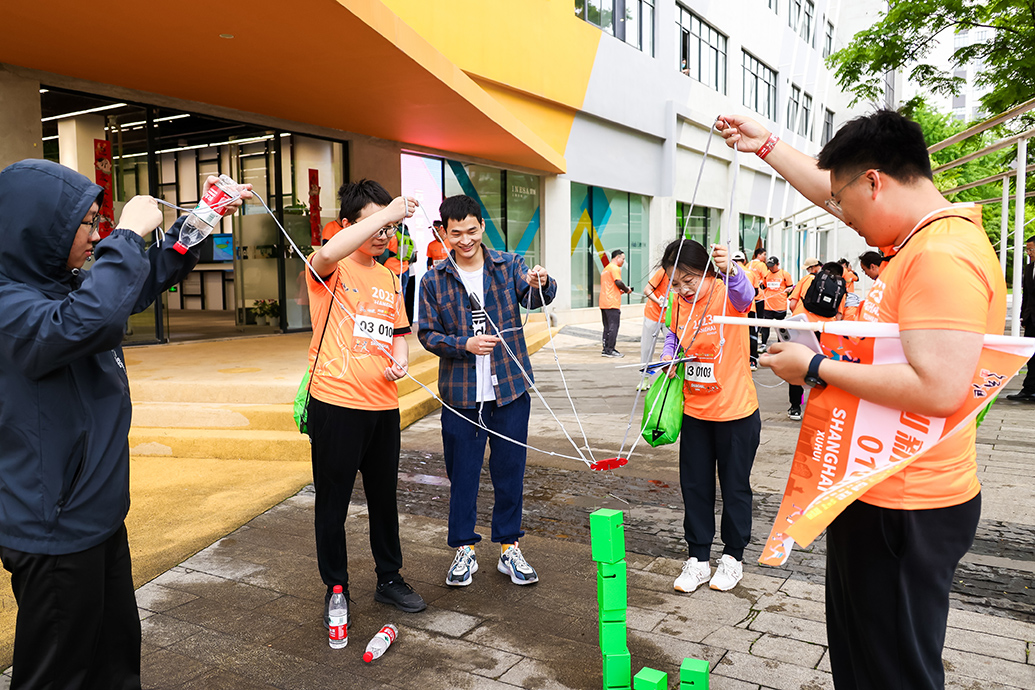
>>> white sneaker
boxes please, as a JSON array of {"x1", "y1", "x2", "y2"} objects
[
  {"x1": 446, "y1": 546, "x2": 478, "y2": 586},
  {"x1": 673, "y1": 557, "x2": 711, "y2": 593},
  {"x1": 709, "y1": 554, "x2": 743, "y2": 591},
  {"x1": 497, "y1": 543, "x2": 539, "y2": 585}
]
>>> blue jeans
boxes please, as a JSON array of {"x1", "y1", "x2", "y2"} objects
[{"x1": 441, "y1": 393, "x2": 530, "y2": 547}]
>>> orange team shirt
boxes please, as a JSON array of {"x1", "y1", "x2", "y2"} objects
[
  {"x1": 427, "y1": 238, "x2": 448, "y2": 263},
  {"x1": 859, "y1": 205, "x2": 1005, "y2": 510},
  {"x1": 599, "y1": 262, "x2": 624, "y2": 310},
  {"x1": 843, "y1": 266, "x2": 858, "y2": 293},
  {"x1": 644, "y1": 268, "x2": 670, "y2": 323},
  {"x1": 761, "y1": 269, "x2": 793, "y2": 311},
  {"x1": 743, "y1": 267, "x2": 760, "y2": 314},
  {"x1": 322, "y1": 219, "x2": 342, "y2": 243},
  {"x1": 788, "y1": 273, "x2": 814, "y2": 316},
  {"x1": 306, "y1": 256, "x2": 409, "y2": 411},
  {"x1": 669, "y1": 281, "x2": 757, "y2": 422},
  {"x1": 749, "y1": 259, "x2": 768, "y2": 287}
]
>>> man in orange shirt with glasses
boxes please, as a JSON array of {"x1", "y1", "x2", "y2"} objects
[{"x1": 718, "y1": 110, "x2": 1006, "y2": 690}]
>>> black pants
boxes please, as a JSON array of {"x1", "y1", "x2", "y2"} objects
[
  {"x1": 826, "y1": 495, "x2": 981, "y2": 690},
  {"x1": 0, "y1": 524, "x2": 141, "y2": 690},
  {"x1": 789, "y1": 384, "x2": 804, "y2": 409},
  {"x1": 309, "y1": 398, "x2": 403, "y2": 590},
  {"x1": 1021, "y1": 324, "x2": 1035, "y2": 392},
  {"x1": 679, "y1": 410, "x2": 761, "y2": 561},
  {"x1": 601, "y1": 308, "x2": 621, "y2": 354},
  {"x1": 759, "y1": 308, "x2": 786, "y2": 347},
  {"x1": 747, "y1": 311, "x2": 759, "y2": 361}
]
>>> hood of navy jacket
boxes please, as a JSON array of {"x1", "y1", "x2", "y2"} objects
[
  {"x1": 0, "y1": 159, "x2": 102, "y2": 295},
  {"x1": 0, "y1": 159, "x2": 196, "y2": 555}
]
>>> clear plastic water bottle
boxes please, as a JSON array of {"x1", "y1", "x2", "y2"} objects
[
  {"x1": 362, "y1": 623, "x2": 398, "y2": 662},
  {"x1": 327, "y1": 585, "x2": 348, "y2": 649},
  {"x1": 172, "y1": 174, "x2": 241, "y2": 254}
]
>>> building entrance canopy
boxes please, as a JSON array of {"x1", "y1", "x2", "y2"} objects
[{"x1": 0, "y1": 0, "x2": 565, "y2": 174}]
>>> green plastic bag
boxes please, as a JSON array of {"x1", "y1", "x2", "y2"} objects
[
  {"x1": 294, "y1": 369, "x2": 312, "y2": 435},
  {"x1": 640, "y1": 361, "x2": 685, "y2": 447}
]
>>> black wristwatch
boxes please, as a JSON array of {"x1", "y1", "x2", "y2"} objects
[{"x1": 804, "y1": 353, "x2": 827, "y2": 389}]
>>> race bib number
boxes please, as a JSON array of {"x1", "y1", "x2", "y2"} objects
[
  {"x1": 353, "y1": 315, "x2": 393, "y2": 343},
  {"x1": 767, "y1": 280, "x2": 781, "y2": 290},
  {"x1": 684, "y1": 361, "x2": 716, "y2": 384}
]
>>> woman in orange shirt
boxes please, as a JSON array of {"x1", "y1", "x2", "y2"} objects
[{"x1": 657, "y1": 239, "x2": 760, "y2": 595}]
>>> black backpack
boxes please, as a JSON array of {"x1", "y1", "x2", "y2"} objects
[{"x1": 803, "y1": 272, "x2": 846, "y2": 318}]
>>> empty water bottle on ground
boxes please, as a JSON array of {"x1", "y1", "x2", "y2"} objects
[
  {"x1": 173, "y1": 174, "x2": 241, "y2": 254},
  {"x1": 328, "y1": 585, "x2": 348, "y2": 649},
  {"x1": 362, "y1": 623, "x2": 398, "y2": 662}
]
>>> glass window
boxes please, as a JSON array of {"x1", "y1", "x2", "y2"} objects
[
  {"x1": 445, "y1": 162, "x2": 504, "y2": 251},
  {"x1": 679, "y1": 6, "x2": 727, "y2": 94},
  {"x1": 570, "y1": 184, "x2": 651, "y2": 308},
  {"x1": 743, "y1": 52, "x2": 777, "y2": 121},
  {"x1": 622, "y1": 0, "x2": 654, "y2": 55},
  {"x1": 677, "y1": 203, "x2": 710, "y2": 245},
  {"x1": 788, "y1": 0, "x2": 801, "y2": 31},
  {"x1": 800, "y1": 92, "x2": 813, "y2": 138},
  {"x1": 624, "y1": 0, "x2": 640, "y2": 49},
  {"x1": 739, "y1": 215, "x2": 768, "y2": 258},
  {"x1": 583, "y1": 0, "x2": 615, "y2": 35},
  {"x1": 801, "y1": 0, "x2": 814, "y2": 43},
  {"x1": 787, "y1": 84, "x2": 801, "y2": 134},
  {"x1": 642, "y1": 1, "x2": 654, "y2": 56},
  {"x1": 823, "y1": 21, "x2": 834, "y2": 58},
  {"x1": 506, "y1": 172, "x2": 541, "y2": 269},
  {"x1": 822, "y1": 109, "x2": 835, "y2": 145},
  {"x1": 769, "y1": 0, "x2": 778, "y2": 13}
]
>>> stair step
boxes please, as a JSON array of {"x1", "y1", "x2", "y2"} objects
[{"x1": 129, "y1": 428, "x2": 311, "y2": 462}]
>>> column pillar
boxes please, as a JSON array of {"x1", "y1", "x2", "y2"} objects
[
  {"x1": 349, "y1": 138, "x2": 402, "y2": 194},
  {"x1": 542, "y1": 174, "x2": 572, "y2": 313},
  {"x1": 57, "y1": 114, "x2": 105, "y2": 178},
  {"x1": 0, "y1": 66, "x2": 43, "y2": 170}
]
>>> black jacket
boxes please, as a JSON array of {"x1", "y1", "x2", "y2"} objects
[
  {"x1": 1022, "y1": 260, "x2": 1034, "y2": 333},
  {"x1": 0, "y1": 160, "x2": 197, "y2": 555}
]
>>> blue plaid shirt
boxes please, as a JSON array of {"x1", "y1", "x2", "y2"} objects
[{"x1": 418, "y1": 247, "x2": 557, "y2": 408}]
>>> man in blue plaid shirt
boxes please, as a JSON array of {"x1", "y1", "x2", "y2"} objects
[{"x1": 418, "y1": 194, "x2": 557, "y2": 588}]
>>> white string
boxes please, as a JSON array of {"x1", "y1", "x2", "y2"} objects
[
  {"x1": 615, "y1": 120, "x2": 726, "y2": 461},
  {"x1": 240, "y1": 191, "x2": 591, "y2": 463},
  {"x1": 415, "y1": 204, "x2": 593, "y2": 466}
]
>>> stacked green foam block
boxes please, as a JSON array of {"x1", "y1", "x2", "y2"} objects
[{"x1": 590, "y1": 508, "x2": 631, "y2": 690}]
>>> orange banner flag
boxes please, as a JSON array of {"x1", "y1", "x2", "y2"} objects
[{"x1": 759, "y1": 329, "x2": 1035, "y2": 567}]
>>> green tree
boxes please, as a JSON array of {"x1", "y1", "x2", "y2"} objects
[
  {"x1": 909, "y1": 102, "x2": 1034, "y2": 284},
  {"x1": 831, "y1": 0, "x2": 1035, "y2": 115}
]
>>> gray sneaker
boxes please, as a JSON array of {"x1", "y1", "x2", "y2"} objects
[{"x1": 446, "y1": 545, "x2": 478, "y2": 586}]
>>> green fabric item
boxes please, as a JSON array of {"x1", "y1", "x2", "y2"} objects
[
  {"x1": 293, "y1": 369, "x2": 312, "y2": 434},
  {"x1": 640, "y1": 362, "x2": 685, "y2": 447}
]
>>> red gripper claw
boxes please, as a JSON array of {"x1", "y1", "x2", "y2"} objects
[{"x1": 590, "y1": 457, "x2": 628, "y2": 471}]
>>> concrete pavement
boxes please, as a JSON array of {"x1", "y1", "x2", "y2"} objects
[{"x1": 4, "y1": 315, "x2": 1034, "y2": 689}]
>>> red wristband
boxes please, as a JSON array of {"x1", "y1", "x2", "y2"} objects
[{"x1": 757, "y1": 133, "x2": 779, "y2": 160}]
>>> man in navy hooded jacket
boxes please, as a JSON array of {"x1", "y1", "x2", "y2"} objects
[{"x1": 0, "y1": 160, "x2": 248, "y2": 689}]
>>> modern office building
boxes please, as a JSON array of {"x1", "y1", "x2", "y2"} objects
[{"x1": 0, "y1": 0, "x2": 886, "y2": 343}]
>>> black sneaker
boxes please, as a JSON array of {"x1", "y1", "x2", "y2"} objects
[
  {"x1": 788, "y1": 406, "x2": 803, "y2": 421},
  {"x1": 1006, "y1": 390, "x2": 1035, "y2": 401},
  {"x1": 323, "y1": 587, "x2": 351, "y2": 629},
  {"x1": 375, "y1": 578, "x2": 427, "y2": 613}
]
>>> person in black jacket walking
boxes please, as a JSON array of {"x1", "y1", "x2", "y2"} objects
[
  {"x1": 1007, "y1": 236, "x2": 1035, "y2": 401},
  {"x1": 0, "y1": 160, "x2": 249, "y2": 689}
]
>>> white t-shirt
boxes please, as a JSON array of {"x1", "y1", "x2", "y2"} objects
[{"x1": 458, "y1": 267, "x2": 496, "y2": 403}]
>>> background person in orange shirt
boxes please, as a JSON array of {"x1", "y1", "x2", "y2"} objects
[
  {"x1": 734, "y1": 251, "x2": 761, "y2": 369},
  {"x1": 758, "y1": 256, "x2": 793, "y2": 349},
  {"x1": 718, "y1": 109, "x2": 1005, "y2": 690},
  {"x1": 786, "y1": 256, "x2": 822, "y2": 314},
  {"x1": 657, "y1": 239, "x2": 759, "y2": 594},
  {"x1": 839, "y1": 257, "x2": 858, "y2": 293},
  {"x1": 600, "y1": 249, "x2": 633, "y2": 357},
  {"x1": 858, "y1": 250, "x2": 884, "y2": 281},
  {"x1": 786, "y1": 261, "x2": 847, "y2": 420},
  {"x1": 426, "y1": 220, "x2": 448, "y2": 269},
  {"x1": 639, "y1": 265, "x2": 670, "y2": 389}
]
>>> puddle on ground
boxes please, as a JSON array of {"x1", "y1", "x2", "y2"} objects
[{"x1": 398, "y1": 472, "x2": 451, "y2": 487}]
